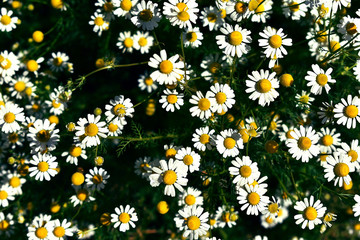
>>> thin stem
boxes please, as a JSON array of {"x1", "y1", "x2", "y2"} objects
[{"x1": 107, "y1": 134, "x2": 178, "y2": 141}]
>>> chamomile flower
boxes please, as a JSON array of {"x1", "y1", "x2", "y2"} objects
[
  {"x1": 178, "y1": 187, "x2": 203, "y2": 207},
  {"x1": 28, "y1": 153, "x2": 58, "y2": 181},
  {"x1": 259, "y1": 27, "x2": 292, "y2": 59},
  {"x1": 295, "y1": 90, "x2": 314, "y2": 109},
  {"x1": 75, "y1": 114, "x2": 109, "y2": 148},
  {"x1": 305, "y1": 64, "x2": 335, "y2": 95},
  {"x1": 237, "y1": 184, "x2": 270, "y2": 216},
  {"x1": 324, "y1": 153, "x2": 355, "y2": 187},
  {"x1": 85, "y1": 167, "x2": 110, "y2": 191},
  {"x1": 89, "y1": 12, "x2": 109, "y2": 36},
  {"x1": 323, "y1": 212, "x2": 337, "y2": 228},
  {"x1": 338, "y1": 140, "x2": 360, "y2": 170},
  {"x1": 262, "y1": 196, "x2": 281, "y2": 220},
  {"x1": 61, "y1": 145, "x2": 87, "y2": 165},
  {"x1": 0, "y1": 212, "x2": 14, "y2": 237},
  {"x1": 26, "y1": 57, "x2": 45, "y2": 77},
  {"x1": 318, "y1": 101, "x2": 334, "y2": 124},
  {"x1": 133, "y1": 31, "x2": 154, "y2": 53},
  {"x1": 175, "y1": 147, "x2": 200, "y2": 173},
  {"x1": 0, "y1": 102, "x2": 25, "y2": 133},
  {"x1": 189, "y1": 91, "x2": 212, "y2": 120},
  {"x1": 138, "y1": 72, "x2": 157, "y2": 93},
  {"x1": 134, "y1": 156, "x2": 152, "y2": 178},
  {"x1": 353, "y1": 194, "x2": 360, "y2": 221},
  {"x1": 49, "y1": 219, "x2": 74, "y2": 239},
  {"x1": 27, "y1": 214, "x2": 54, "y2": 240},
  {"x1": 215, "y1": 129, "x2": 244, "y2": 158},
  {"x1": 0, "y1": 8, "x2": 18, "y2": 32},
  {"x1": 148, "y1": 49, "x2": 185, "y2": 85},
  {"x1": 261, "y1": 214, "x2": 278, "y2": 229},
  {"x1": 3, "y1": 170, "x2": 26, "y2": 195},
  {"x1": 95, "y1": 0, "x2": 120, "y2": 21},
  {"x1": 0, "y1": 184, "x2": 15, "y2": 207},
  {"x1": 208, "y1": 83, "x2": 235, "y2": 114},
  {"x1": 0, "y1": 50, "x2": 20, "y2": 77},
  {"x1": 225, "y1": 0, "x2": 250, "y2": 22},
  {"x1": 200, "y1": 53, "x2": 228, "y2": 81},
  {"x1": 282, "y1": 0, "x2": 308, "y2": 20},
  {"x1": 192, "y1": 126, "x2": 215, "y2": 151},
  {"x1": 45, "y1": 86, "x2": 71, "y2": 116},
  {"x1": 318, "y1": 128, "x2": 341, "y2": 153},
  {"x1": 200, "y1": 6, "x2": 224, "y2": 31},
  {"x1": 248, "y1": 0, "x2": 273, "y2": 23},
  {"x1": 216, "y1": 23, "x2": 252, "y2": 58},
  {"x1": 3, "y1": 130, "x2": 23, "y2": 149},
  {"x1": 111, "y1": 205, "x2": 138, "y2": 232},
  {"x1": 245, "y1": 69, "x2": 279, "y2": 107},
  {"x1": 149, "y1": 158, "x2": 188, "y2": 197},
  {"x1": 159, "y1": 89, "x2": 184, "y2": 112},
  {"x1": 27, "y1": 119, "x2": 60, "y2": 153},
  {"x1": 114, "y1": 0, "x2": 138, "y2": 19},
  {"x1": 107, "y1": 120, "x2": 123, "y2": 136},
  {"x1": 117, "y1": 31, "x2": 135, "y2": 53},
  {"x1": 215, "y1": 205, "x2": 237, "y2": 228},
  {"x1": 9, "y1": 75, "x2": 34, "y2": 99},
  {"x1": 182, "y1": 27, "x2": 203, "y2": 48},
  {"x1": 47, "y1": 52, "x2": 70, "y2": 72},
  {"x1": 70, "y1": 186, "x2": 95, "y2": 207},
  {"x1": 334, "y1": 95, "x2": 360, "y2": 129},
  {"x1": 130, "y1": 0, "x2": 161, "y2": 31},
  {"x1": 174, "y1": 205, "x2": 210, "y2": 240},
  {"x1": 294, "y1": 195, "x2": 326, "y2": 230},
  {"x1": 228, "y1": 156, "x2": 260, "y2": 186},
  {"x1": 163, "y1": 0, "x2": 199, "y2": 29},
  {"x1": 286, "y1": 125, "x2": 320, "y2": 163}
]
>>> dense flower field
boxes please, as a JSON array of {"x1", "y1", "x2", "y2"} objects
[{"x1": 1, "y1": 0, "x2": 360, "y2": 239}]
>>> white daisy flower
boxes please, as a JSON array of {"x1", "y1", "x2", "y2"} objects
[
  {"x1": 216, "y1": 23, "x2": 252, "y2": 58},
  {"x1": 324, "y1": 153, "x2": 355, "y2": 187},
  {"x1": 45, "y1": 86, "x2": 71, "y2": 116},
  {"x1": 75, "y1": 114, "x2": 109, "y2": 148},
  {"x1": 215, "y1": 129, "x2": 244, "y2": 158},
  {"x1": 69, "y1": 186, "x2": 95, "y2": 207},
  {"x1": 138, "y1": 72, "x2": 157, "y2": 93},
  {"x1": 262, "y1": 196, "x2": 281, "y2": 220},
  {"x1": 28, "y1": 153, "x2": 58, "y2": 181},
  {"x1": 104, "y1": 95, "x2": 134, "y2": 125},
  {"x1": 228, "y1": 156, "x2": 260, "y2": 186},
  {"x1": 95, "y1": 0, "x2": 120, "y2": 21},
  {"x1": 9, "y1": 75, "x2": 35, "y2": 99},
  {"x1": 163, "y1": 0, "x2": 199, "y2": 29},
  {"x1": 175, "y1": 147, "x2": 200, "y2": 173},
  {"x1": 0, "y1": 8, "x2": 18, "y2": 32},
  {"x1": 214, "y1": 205, "x2": 237, "y2": 228},
  {"x1": 27, "y1": 119, "x2": 60, "y2": 153},
  {"x1": 133, "y1": 31, "x2": 154, "y2": 53},
  {"x1": 200, "y1": 6, "x2": 224, "y2": 31},
  {"x1": 286, "y1": 125, "x2": 320, "y2": 163},
  {"x1": 0, "y1": 212, "x2": 14, "y2": 237},
  {"x1": 182, "y1": 27, "x2": 203, "y2": 48},
  {"x1": 27, "y1": 214, "x2": 54, "y2": 240},
  {"x1": 282, "y1": 0, "x2": 308, "y2": 20},
  {"x1": 110, "y1": 205, "x2": 138, "y2": 232},
  {"x1": 117, "y1": 31, "x2": 135, "y2": 53},
  {"x1": 178, "y1": 187, "x2": 203, "y2": 207},
  {"x1": 189, "y1": 91, "x2": 212, "y2": 120},
  {"x1": 61, "y1": 145, "x2": 87, "y2": 165},
  {"x1": 322, "y1": 212, "x2": 337, "y2": 229},
  {"x1": 237, "y1": 184, "x2": 270, "y2": 216},
  {"x1": 337, "y1": 16, "x2": 360, "y2": 42},
  {"x1": 305, "y1": 64, "x2": 335, "y2": 95},
  {"x1": 0, "y1": 102, "x2": 25, "y2": 133},
  {"x1": 85, "y1": 167, "x2": 110, "y2": 191},
  {"x1": 2, "y1": 170, "x2": 26, "y2": 195},
  {"x1": 114, "y1": 0, "x2": 138, "y2": 19},
  {"x1": 295, "y1": 90, "x2": 314, "y2": 109},
  {"x1": 261, "y1": 213, "x2": 278, "y2": 229},
  {"x1": 318, "y1": 127, "x2": 341, "y2": 153},
  {"x1": 107, "y1": 120, "x2": 123, "y2": 137},
  {"x1": 294, "y1": 195, "x2": 326, "y2": 230},
  {"x1": 317, "y1": 101, "x2": 334, "y2": 124},
  {"x1": 89, "y1": 12, "x2": 109, "y2": 36},
  {"x1": 334, "y1": 95, "x2": 360, "y2": 129},
  {"x1": 353, "y1": 194, "x2": 360, "y2": 221},
  {"x1": 47, "y1": 52, "x2": 70, "y2": 72},
  {"x1": 49, "y1": 219, "x2": 74, "y2": 239},
  {"x1": 25, "y1": 57, "x2": 45, "y2": 78},
  {"x1": 338, "y1": 140, "x2": 360, "y2": 170},
  {"x1": 0, "y1": 184, "x2": 15, "y2": 207},
  {"x1": 2, "y1": 130, "x2": 25, "y2": 149},
  {"x1": 200, "y1": 53, "x2": 228, "y2": 81},
  {"x1": 192, "y1": 126, "x2": 215, "y2": 151},
  {"x1": 208, "y1": 83, "x2": 235, "y2": 114},
  {"x1": 130, "y1": 0, "x2": 162, "y2": 31},
  {"x1": 245, "y1": 69, "x2": 279, "y2": 107},
  {"x1": 77, "y1": 224, "x2": 95, "y2": 239},
  {"x1": 259, "y1": 26, "x2": 292, "y2": 59},
  {"x1": 159, "y1": 89, "x2": 184, "y2": 112},
  {"x1": 134, "y1": 156, "x2": 152, "y2": 178},
  {"x1": 174, "y1": 205, "x2": 210, "y2": 240},
  {"x1": 0, "y1": 50, "x2": 20, "y2": 77},
  {"x1": 164, "y1": 143, "x2": 180, "y2": 159},
  {"x1": 149, "y1": 158, "x2": 188, "y2": 197},
  {"x1": 248, "y1": 0, "x2": 273, "y2": 23},
  {"x1": 225, "y1": 0, "x2": 250, "y2": 22},
  {"x1": 278, "y1": 124, "x2": 295, "y2": 142},
  {"x1": 148, "y1": 49, "x2": 185, "y2": 85}
]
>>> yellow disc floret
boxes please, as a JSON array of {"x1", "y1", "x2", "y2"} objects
[
  {"x1": 304, "y1": 206, "x2": 317, "y2": 221},
  {"x1": 159, "y1": 60, "x2": 173, "y2": 74},
  {"x1": 344, "y1": 105, "x2": 358, "y2": 118},
  {"x1": 269, "y1": 35, "x2": 282, "y2": 48},
  {"x1": 35, "y1": 227, "x2": 48, "y2": 239},
  {"x1": 224, "y1": 137, "x2": 236, "y2": 149},
  {"x1": 316, "y1": 74, "x2": 328, "y2": 86},
  {"x1": 198, "y1": 98, "x2": 211, "y2": 111},
  {"x1": 229, "y1": 31, "x2": 243, "y2": 46},
  {"x1": 183, "y1": 155, "x2": 193, "y2": 165},
  {"x1": 119, "y1": 213, "x2": 130, "y2": 223},
  {"x1": 247, "y1": 192, "x2": 260, "y2": 205},
  {"x1": 85, "y1": 123, "x2": 99, "y2": 137},
  {"x1": 185, "y1": 194, "x2": 196, "y2": 205},
  {"x1": 321, "y1": 135, "x2": 333, "y2": 146},
  {"x1": 38, "y1": 162, "x2": 49, "y2": 172},
  {"x1": 53, "y1": 226, "x2": 65, "y2": 238},
  {"x1": 163, "y1": 170, "x2": 177, "y2": 185},
  {"x1": 187, "y1": 216, "x2": 201, "y2": 230},
  {"x1": 334, "y1": 163, "x2": 350, "y2": 177},
  {"x1": 71, "y1": 172, "x2": 85, "y2": 186},
  {"x1": 4, "y1": 112, "x2": 15, "y2": 123},
  {"x1": 298, "y1": 137, "x2": 312, "y2": 150},
  {"x1": 256, "y1": 79, "x2": 272, "y2": 93}
]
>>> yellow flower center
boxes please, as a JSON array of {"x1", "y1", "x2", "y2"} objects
[
  {"x1": 4, "y1": 112, "x2": 15, "y2": 123},
  {"x1": 186, "y1": 32, "x2": 197, "y2": 42},
  {"x1": 53, "y1": 57, "x2": 63, "y2": 66},
  {"x1": 0, "y1": 220, "x2": 9, "y2": 230},
  {"x1": 53, "y1": 226, "x2": 65, "y2": 237},
  {"x1": 0, "y1": 15, "x2": 11, "y2": 25},
  {"x1": 52, "y1": 100, "x2": 62, "y2": 108},
  {"x1": 26, "y1": 60, "x2": 39, "y2": 72},
  {"x1": 222, "y1": 212, "x2": 230, "y2": 222},
  {"x1": 343, "y1": 180, "x2": 353, "y2": 190},
  {"x1": 265, "y1": 140, "x2": 279, "y2": 153},
  {"x1": 304, "y1": 206, "x2": 317, "y2": 221},
  {"x1": 320, "y1": 153, "x2": 328, "y2": 162},
  {"x1": 235, "y1": 2, "x2": 247, "y2": 13},
  {"x1": 207, "y1": 13, "x2": 217, "y2": 22},
  {"x1": 167, "y1": 94, "x2": 178, "y2": 104},
  {"x1": 35, "y1": 227, "x2": 48, "y2": 239},
  {"x1": 163, "y1": 170, "x2": 177, "y2": 185},
  {"x1": 0, "y1": 190, "x2": 8, "y2": 200},
  {"x1": 92, "y1": 174, "x2": 103, "y2": 185},
  {"x1": 268, "y1": 203, "x2": 278, "y2": 213},
  {"x1": 159, "y1": 60, "x2": 173, "y2": 74},
  {"x1": 299, "y1": 95, "x2": 309, "y2": 104},
  {"x1": 224, "y1": 137, "x2": 236, "y2": 149},
  {"x1": 316, "y1": 30, "x2": 327, "y2": 43},
  {"x1": 187, "y1": 216, "x2": 201, "y2": 230},
  {"x1": 344, "y1": 105, "x2": 358, "y2": 118},
  {"x1": 139, "y1": 163, "x2": 149, "y2": 173},
  {"x1": 71, "y1": 172, "x2": 85, "y2": 185},
  {"x1": 85, "y1": 123, "x2": 99, "y2": 137},
  {"x1": 289, "y1": 2, "x2": 300, "y2": 12},
  {"x1": 229, "y1": 31, "x2": 243, "y2": 46},
  {"x1": 120, "y1": 0, "x2": 132, "y2": 11},
  {"x1": 157, "y1": 201, "x2": 169, "y2": 214},
  {"x1": 183, "y1": 155, "x2": 193, "y2": 165},
  {"x1": 9, "y1": 176, "x2": 21, "y2": 187},
  {"x1": 119, "y1": 213, "x2": 130, "y2": 223},
  {"x1": 346, "y1": 22, "x2": 357, "y2": 35},
  {"x1": 25, "y1": 87, "x2": 32, "y2": 96},
  {"x1": 108, "y1": 123, "x2": 118, "y2": 132},
  {"x1": 269, "y1": 121, "x2": 277, "y2": 131},
  {"x1": 199, "y1": 134, "x2": 210, "y2": 144},
  {"x1": 209, "y1": 62, "x2": 220, "y2": 74},
  {"x1": 247, "y1": 192, "x2": 260, "y2": 205},
  {"x1": 138, "y1": 37, "x2": 147, "y2": 46},
  {"x1": 334, "y1": 163, "x2": 349, "y2": 177},
  {"x1": 32, "y1": 104, "x2": 40, "y2": 112},
  {"x1": 298, "y1": 137, "x2": 312, "y2": 150},
  {"x1": 248, "y1": 0, "x2": 265, "y2": 13},
  {"x1": 139, "y1": 9, "x2": 153, "y2": 22},
  {"x1": 324, "y1": 213, "x2": 333, "y2": 222},
  {"x1": 144, "y1": 77, "x2": 153, "y2": 85},
  {"x1": 185, "y1": 194, "x2": 196, "y2": 205},
  {"x1": 165, "y1": 148, "x2": 176, "y2": 159},
  {"x1": 113, "y1": 104, "x2": 126, "y2": 116},
  {"x1": 76, "y1": 189, "x2": 89, "y2": 201},
  {"x1": 321, "y1": 135, "x2": 333, "y2": 146},
  {"x1": 0, "y1": 56, "x2": 11, "y2": 70},
  {"x1": 36, "y1": 130, "x2": 51, "y2": 142},
  {"x1": 269, "y1": 35, "x2": 282, "y2": 48},
  {"x1": 51, "y1": 0, "x2": 63, "y2": 9},
  {"x1": 256, "y1": 79, "x2": 272, "y2": 93},
  {"x1": 330, "y1": 41, "x2": 340, "y2": 52},
  {"x1": 239, "y1": 165, "x2": 252, "y2": 178},
  {"x1": 215, "y1": 92, "x2": 227, "y2": 104},
  {"x1": 176, "y1": 2, "x2": 187, "y2": 11},
  {"x1": 38, "y1": 162, "x2": 49, "y2": 172},
  {"x1": 198, "y1": 98, "x2": 211, "y2": 111},
  {"x1": 124, "y1": 38, "x2": 133, "y2": 48},
  {"x1": 103, "y1": 2, "x2": 114, "y2": 12},
  {"x1": 316, "y1": 74, "x2": 328, "y2": 86},
  {"x1": 69, "y1": 146, "x2": 82, "y2": 157},
  {"x1": 348, "y1": 150, "x2": 358, "y2": 162},
  {"x1": 94, "y1": 17, "x2": 104, "y2": 26},
  {"x1": 265, "y1": 216, "x2": 274, "y2": 223},
  {"x1": 14, "y1": 81, "x2": 26, "y2": 92},
  {"x1": 209, "y1": 219, "x2": 216, "y2": 226},
  {"x1": 177, "y1": 11, "x2": 190, "y2": 22}
]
